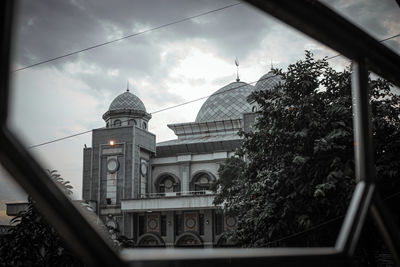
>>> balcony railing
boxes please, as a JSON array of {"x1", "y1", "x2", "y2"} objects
[
  {"x1": 122, "y1": 192, "x2": 216, "y2": 211},
  {"x1": 140, "y1": 190, "x2": 215, "y2": 198}
]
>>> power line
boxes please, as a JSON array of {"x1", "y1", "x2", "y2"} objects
[
  {"x1": 326, "y1": 32, "x2": 400, "y2": 60},
  {"x1": 13, "y1": 2, "x2": 241, "y2": 72},
  {"x1": 28, "y1": 74, "x2": 276, "y2": 149},
  {"x1": 150, "y1": 78, "x2": 261, "y2": 115},
  {"x1": 29, "y1": 130, "x2": 92, "y2": 148},
  {"x1": 27, "y1": 32, "x2": 400, "y2": 149}
]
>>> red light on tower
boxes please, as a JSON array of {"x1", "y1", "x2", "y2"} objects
[{"x1": 109, "y1": 140, "x2": 115, "y2": 146}]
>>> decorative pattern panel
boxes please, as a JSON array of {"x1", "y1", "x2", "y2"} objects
[
  {"x1": 146, "y1": 214, "x2": 160, "y2": 233},
  {"x1": 184, "y1": 212, "x2": 198, "y2": 232}
]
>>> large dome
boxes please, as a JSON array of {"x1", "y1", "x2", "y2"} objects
[
  {"x1": 253, "y1": 71, "x2": 281, "y2": 92},
  {"x1": 108, "y1": 91, "x2": 146, "y2": 112},
  {"x1": 195, "y1": 81, "x2": 255, "y2": 123}
]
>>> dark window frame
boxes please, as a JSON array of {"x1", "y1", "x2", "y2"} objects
[
  {"x1": 114, "y1": 119, "x2": 121, "y2": 127},
  {"x1": 138, "y1": 215, "x2": 145, "y2": 237},
  {"x1": 161, "y1": 215, "x2": 167, "y2": 237},
  {"x1": 175, "y1": 214, "x2": 184, "y2": 237},
  {"x1": 1, "y1": 1, "x2": 399, "y2": 266},
  {"x1": 128, "y1": 119, "x2": 137, "y2": 126},
  {"x1": 199, "y1": 213, "x2": 204, "y2": 236}
]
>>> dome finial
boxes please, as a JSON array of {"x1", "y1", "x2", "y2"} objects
[
  {"x1": 235, "y1": 57, "x2": 240, "y2": 82},
  {"x1": 270, "y1": 59, "x2": 273, "y2": 70},
  {"x1": 126, "y1": 81, "x2": 130, "y2": 92}
]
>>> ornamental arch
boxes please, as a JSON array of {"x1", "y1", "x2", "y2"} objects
[
  {"x1": 175, "y1": 232, "x2": 203, "y2": 247},
  {"x1": 154, "y1": 172, "x2": 181, "y2": 193},
  {"x1": 189, "y1": 170, "x2": 216, "y2": 192},
  {"x1": 137, "y1": 233, "x2": 165, "y2": 247}
]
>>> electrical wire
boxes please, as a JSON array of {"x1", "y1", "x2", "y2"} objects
[
  {"x1": 29, "y1": 130, "x2": 93, "y2": 149},
  {"x1": 326, "y1": 32, "x2": 400, "y2": 60},
  {"x1": 12, "y1": 2, "x2": 241, "y2": 72},
  {"x1": 27, "y1": 74, "x2": 276, "y2": 148},
  {"x1": 27, "y1": 33, "x2": 400, "y2": 149}
]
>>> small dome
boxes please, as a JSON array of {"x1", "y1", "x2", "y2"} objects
[
  {"x1": 108, "y1": 91, "x2": 146, "y2": 112},
  {"x1": 195, "y1": 81, "x2": 254, "y2": 123},
  {"x1": 254, "y1": 71, "x2": 281, "y2": 92}
]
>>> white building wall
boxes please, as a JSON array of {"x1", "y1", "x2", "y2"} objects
[
  {"x1": 121, "y1": 194, "x2": 216, "y2": 211},
  {"x1": 190, "y1": 162, "x2": 219, "y2": 180}
]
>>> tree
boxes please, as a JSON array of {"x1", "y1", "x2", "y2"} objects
[
  {"x1": 0, "y1": 170, "x2": 83, "y2": 267},
  {"x1": 215, "y1": 52, "x2": 400, "y2": 248}
]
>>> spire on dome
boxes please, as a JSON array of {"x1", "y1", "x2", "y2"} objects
[
  {"x1": 126, "y1": 81, "x2": 130, "y2": 92},
  {"x1": 235, "y1": 58, "x2": 240, "y2": 82}
]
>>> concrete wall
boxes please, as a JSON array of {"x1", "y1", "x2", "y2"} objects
[
  {"x1": 6, "y1": 202, "x2": 28, "y2": 216},
  {"x1": 190, "y1": 163, "x2": 219, "y2": 180},
  {"x1": 121, "y1": 194, "x2": 216, "y2": 211},
  {"x1": 128, "y1": 208, "x2": 224, "y2": 248},
  {"x1": 82, "y1": 148, "x2": 92, "y2": 200}
]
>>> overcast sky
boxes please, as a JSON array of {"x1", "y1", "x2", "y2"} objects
[{"x1": 1, "y1": 0, "x2": 399, "y2": 224}]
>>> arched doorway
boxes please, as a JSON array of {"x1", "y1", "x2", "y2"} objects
[
  {"x1": 190, "y1": 171, "x2": 216, "y2": 193},
  {"x1": 137, "y1": 233, "x2": 165, "y2": 247},
  {"x1": 155, "y1": 173, "x2": 181, "y2": 194},
  {"x1": 175, "y1": 232, "x2": 203, "y2": 248}
]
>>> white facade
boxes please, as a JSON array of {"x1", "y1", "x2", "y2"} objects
[{"x1": 82, "y1": 71, "x2": 281, "y2": 247}]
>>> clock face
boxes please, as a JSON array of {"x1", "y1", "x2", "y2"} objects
[
  {"x1": 107, "y1": 159, "x2": 119, "y2": 173},
  {"x1": 140, "y1": 162, "x2": 148, "y2": 176}
]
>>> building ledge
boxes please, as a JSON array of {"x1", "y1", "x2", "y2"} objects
[
  {"x1": 121, "y1": 193, "x2": 218, "y2": 212},
  {"x1": 6, "y1": 202, "x2": 28, "y2": 216}
]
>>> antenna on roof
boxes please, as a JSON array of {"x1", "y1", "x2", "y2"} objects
[
  {"x1": 126, "y1": 80, "x2": 130, "y2": 92},
  {"x1": 235, "y1": 58, "x2": 240, "y2": 82}
]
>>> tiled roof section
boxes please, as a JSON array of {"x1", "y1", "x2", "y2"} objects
[
  {"x1": 157, "y1": 133, "x2": 241, "y2": 146},
  {"x1": 109, "y1": 91, "x2": 146, "y2": 112},
  {"x1": 195, "y1": 82, "x2": 254, "y2": 123},
  {"x1": 253, "y1": 71, "x2": 281, "y2": 92}
]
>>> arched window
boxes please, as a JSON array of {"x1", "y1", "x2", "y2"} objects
[
  {"x1": 137, "y1": 233, "x2": 165, "y2": 247},
  {"x1": 175, "y1": 233, "x2": 203, "y2": 248},
  {"x1": 157, "y1": 175, "x2": 180, "y2": 193},
  {"x1": 142, "y1": 121, "x2": 147, "y2": 130},
  {"x1": 191, "y1": 172, "x2": 215, "y2": 192},
  {"x1": 106, "y1": 122, "x2": 109, "y2": 128},
  {"x1": 128, "y1": 119, "x2": 137, "y2": 126},
  {"x1": 114, "y1": 119, "x2": 121, "y2": 127}
]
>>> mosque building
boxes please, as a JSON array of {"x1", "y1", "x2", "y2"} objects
[{"x1": 81, "y1": 67, "x2": 280, "y2": 248}]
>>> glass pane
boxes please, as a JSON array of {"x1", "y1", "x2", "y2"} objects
[
  {"x1": 7, "y1": 0, "x2": 398, "y2": 261},
  {"x1": 320, "y1": 0, "x2": 400, "y2": 54}
]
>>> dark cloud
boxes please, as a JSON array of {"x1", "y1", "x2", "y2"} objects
[
  {"x1": 6, "y1": 0, "x2": 399, "y2": 199},
  {"x1": 12, "y1": 0, "x2": 275, "y2": 109},
  {"x1": 321, "y1": 0, "x2": 400, "y2": 40},
  {"x1": 12, "y1": 0, "x2": 272, "y2": 71}
]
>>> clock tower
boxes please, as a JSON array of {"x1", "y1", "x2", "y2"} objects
[{"x1": 82, "y1": 88, "x2": 155, "y2": 235}]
